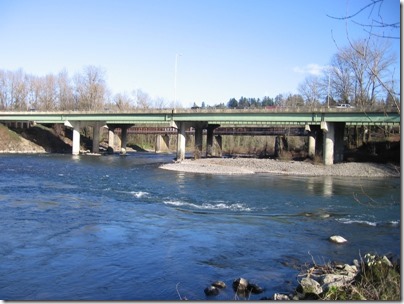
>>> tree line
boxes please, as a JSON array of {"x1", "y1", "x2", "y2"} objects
[{"x1": 0, "y1": 66, "x2": 173, "y2": 112}]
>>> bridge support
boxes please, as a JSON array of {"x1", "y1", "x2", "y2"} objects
[
  {"x1": 215, "y1": 135, "x2": 223, "y2": 157},
  {"x1": 193, "y1": 122, "x2": 208, "y2": 159},
  {"x1": 307, "y1": 125, "x2": 321, "y2": 158},
  {"x1": 120, "y1": 126, "x2": 128, "y2": 154},
  {"x1": 72, "y1": 123, "x2": 81, "y2": 155},
  {"x1": 176, "y1": 122, "x2": 187, "y2": 161},
  {"x1": 322, "y1": 122, "x2": 345, "y2": 165},
  {"x1": 206, "y1": 124, "x2": 220, "y2": 157},
  {"x1": 107, "y1": 124, "x2": 132, "y2": 154},
  {"x1": 90, "y1": 122, "x2": 104, "y2": 153},
  {"x1": 155, "y1": 134, "x2": 170, "y2": 153},
  {"x1": 64, "y1": 121, "x2": 81, "y2": 155}
]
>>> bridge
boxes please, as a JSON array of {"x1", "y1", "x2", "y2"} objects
[{"x1": 0, "y1": 109, "x2": 400, "y2": 165}]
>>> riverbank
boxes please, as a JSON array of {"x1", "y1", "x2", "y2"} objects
[{"x1": 160, "y1": 158, "x2": 400, "y2": 177}]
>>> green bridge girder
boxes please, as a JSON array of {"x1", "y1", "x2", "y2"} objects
[{"x1": 0, "y1": 110, "x2": 400, "y2": 126}]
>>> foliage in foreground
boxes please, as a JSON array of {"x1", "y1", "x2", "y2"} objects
[{"x1": 321, "y1": 254, "x2": 400, "y2": 301}]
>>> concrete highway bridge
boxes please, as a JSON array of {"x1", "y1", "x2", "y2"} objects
[{"x1": 0, "y1": 109, "x2": 400, "y2": 165}]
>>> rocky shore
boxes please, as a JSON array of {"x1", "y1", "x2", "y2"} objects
[{"x1": 160, "y1": 158, "x2": 400, "y2": 177}]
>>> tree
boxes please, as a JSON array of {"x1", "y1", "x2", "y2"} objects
[
  {"x1": 113, "y1": 93, "x2": 134, "y2": 111},
  {"x1": 134, "y1": 89, "x2": 151, "y2": 109},
  {"x1": 331, "y1": 39, "x2": 396, "y2": 109},
  {"x1": 57, "y1": 70, "x2": 74, "y2": 111},
  {"x1": 285, "y1": 94, "x2": 305, "y2": 107},
  {"x1": 9, "y1": 69, "x2": 29, "y2": 110},
  {"x1": 261, "y1": 96, "x2": 274, "y2": 107},
  {"x1": 74, "y1": 66, "x2": 107, "y2": 111},
  {"x1": 327, "y1": 0, "x2": 399, "y2": 40},
  {"x1": 328, "y1": 0, "x2": 399, "y2": 112},
  {"x1": 227, "y1": 98, "x2": 238, "y2": 108},
  {"x1": 238, "y1": 96, "x2": 250, "y2": 109},
  {"x1": 298, "y1": 75, "x2": 323, "y2": 107},
  {"x1": 274, "y1": 94, "x2": 284, "y2": 107}
]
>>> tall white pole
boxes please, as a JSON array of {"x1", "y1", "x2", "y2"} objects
[
  {"x1": 174, "y1": 53, "x2": 182, "y2": 107},
  {"x1": 327, "y1": 69, "x2": 331, "y2": 108}
]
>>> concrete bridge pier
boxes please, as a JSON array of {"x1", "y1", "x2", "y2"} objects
[
  {"x1": 120, "y1": 126, "x2": 128, "y2": 154},
  {"x1": 321, "y1": 122, "x2": 346, "y2": 165},
  {"x1": 107, "y1": 124, "x2": 133, "y2": 154},
  {"x1": 215, "y1": 135, "x2": 223, "y2": 157},
  {"x1": 89, "y1": 121, "x2": 105, "y2": 153},
  {"x1": 155, "y1": 134, "x2": 170, "y2": 153},
  {"x1": 107, "y1": 128, "x2": 123, "y2": 152},
  {"x1": 176, "y1": 122, "x2": 187, "y2": 161},
  {"x1": 64, "y1": 120, "x2": 81, "y2": 155},
  {"x1": 206, "y1": 124, "x2": 220, "y2": 157},
  {"x1": 193, "y1": 122, "x2": 208, "y2": 159},
  {"x1": 307, "y1": 124, "x2": 321, "y2": 158}
]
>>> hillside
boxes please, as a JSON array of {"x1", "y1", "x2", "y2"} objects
[{"x1": 0, "y1": 123, "x2": 72, "y2": 153}]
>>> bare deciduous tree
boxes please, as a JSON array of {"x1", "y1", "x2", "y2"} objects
[
  {"x1": 332, "y1": 39, "x2": 396, "y2": 109},
  {"x1": 133, "y1": 89, "x2": 151, "y2": 109},
  {"x1": 328, "y1": 0, "x2": 399, "y2": 112},
  {"x1": 298, "y1": 75, "x2": 323, "y2": 107},
  {"x1": 57, "y1": 70, "x2": 74, "y2": 111},
  {"x1": 74, "y1": 66, "x2": 107, "y2": 111},
  {"x1": 113, "y1": 93, "x2": 135, "y2": 111}
]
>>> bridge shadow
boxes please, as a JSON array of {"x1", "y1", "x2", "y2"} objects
[{"x1": 12, "y1": 124, "x2": 71, "y2": 153}]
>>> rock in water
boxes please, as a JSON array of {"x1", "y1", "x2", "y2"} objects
[
  {"x1": 247, "y1": 283, "x2": 263, "y2": 294},
  {"x1": 204, "y1": 285, "x2": 219, "y2": 296},
  {"x1": 211, "y1": 280, "x2": 226, "y2": 289},
  {"x1": 232, "y1": 277, "x2": 249, "y2": 292},
  {"x1": 329, "y1": 235, "x2": 347, "y2": 243}
]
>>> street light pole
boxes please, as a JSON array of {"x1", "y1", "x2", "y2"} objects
[
  {"x1": 174, "y1": 53, "x2": 182, "y2": 107},
  {"x1": 327, "y1": 67, "x2": 331, "y2": 108}
]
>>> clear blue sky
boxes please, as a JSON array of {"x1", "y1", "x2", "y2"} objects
[{"x1": 0, "y1": 0, "x2": 400, "y2": 107}]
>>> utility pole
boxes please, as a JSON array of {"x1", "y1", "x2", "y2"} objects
[{"x1": 174, "y1": 53, "x2": 182, "y2": 107}]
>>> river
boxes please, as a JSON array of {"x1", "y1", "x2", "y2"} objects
[{"x1": 0, "y1": 153, "x2": 400, "y2": 300}]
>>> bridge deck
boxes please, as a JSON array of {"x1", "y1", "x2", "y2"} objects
[{"x1": 0, "y1": 109, "x2": 400, "y2": 126}]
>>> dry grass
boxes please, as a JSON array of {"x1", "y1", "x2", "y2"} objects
[{"x1": 321, "y1": 254, "x2": 400, "y2": 301}]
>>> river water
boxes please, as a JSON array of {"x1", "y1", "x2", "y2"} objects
[{"x1": 0, "y1": 153, "x2": 400, "y2": 300}]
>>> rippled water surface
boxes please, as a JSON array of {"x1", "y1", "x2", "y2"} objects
[{"x1": 0, "y1": 153, "x2": 400, "y2": 300}]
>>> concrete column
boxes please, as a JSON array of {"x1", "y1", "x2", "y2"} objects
[
  {"x1": 194, "y1": 126, "x2": 203, "y2": 159},
  {"x1": 155, "y1": 134, "x2": 170, "y2": 153},
  {"x1": 64, "y1": 120, "x2": 81, "y2": 155},
  {"x1": 72, "y1": 123, "x2": 81, "y2": 155},
  {"x1": 215, "y1": 135, "x2": 223, "y2": 157},
  {"x1": 92, "y1": 122, "x2": 101, "y2": 153},
  {"x1": 308, "y1": 124, "x2": 320, "y2": 158},
  {"x1": 176, "y1": 122, "x2": 186, "y2": 161},
  {"x1": 108, "y1": 129, "x2": 115, "y2": 152},
  {"x1": 206, "y1": 124, "x2": 220, "y2": 157},
  {"x1": 121, "y1": 126, "x2": 128, "y2": 154},
  {"x1": 322, "y1": 122, "x2": 334, "y2": 165},
  {"x1": 334, "y1": 122, "x2": 346, "y2": 163},
  {"x1": 308, "y1": 133, "x2": 316, "y2": 158}
]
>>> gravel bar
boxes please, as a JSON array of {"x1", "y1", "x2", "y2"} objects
[{"x1": 159, "y1": 158, "x2": 400, "y2": 177}]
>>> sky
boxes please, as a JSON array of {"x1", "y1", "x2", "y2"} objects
[{"x1": 0, "y1": 0, "x2": 400, "y2": 108}]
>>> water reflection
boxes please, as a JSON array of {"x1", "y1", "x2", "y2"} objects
[{"x1": 306, "y1": 176, "x2": 334, "y2": 197}]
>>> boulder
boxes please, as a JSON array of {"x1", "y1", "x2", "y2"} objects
[
  {"x1": 247, "y1": 283, "x2": 263, "y2": 294},
  {"x1": 232, "y1": 277, "x2": 249, "y2": 292},
  {"x1": 320, "y1": 272, "x2": 356, "y2": 290},
  {"x1": 329, "y1": 235, "x2": 348, "y2": 243},
  {"x1": 211, "y1": 280, "x2": 226, "y2": 289},
  {"x1": 204, "y1": 285, "x2": 219, "y2": 296},
  {"x1": 299, "y1": 277, "x2": 323, "y2": 296},
  {"x1": 273, "y1": 293, "x2": 290, "y2": 300}
]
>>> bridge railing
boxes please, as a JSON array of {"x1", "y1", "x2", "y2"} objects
[{"x1": 0, "y1": 104, "x2": 399, "y2": 114}]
